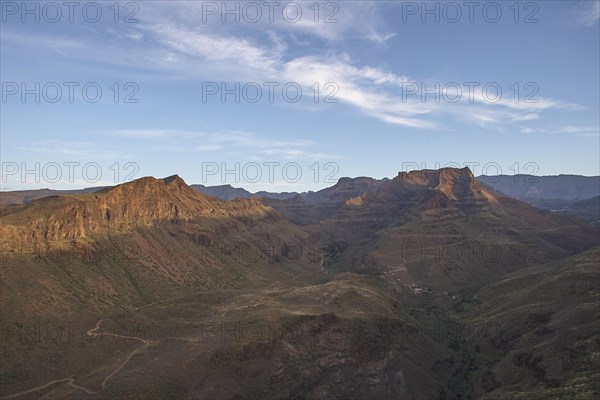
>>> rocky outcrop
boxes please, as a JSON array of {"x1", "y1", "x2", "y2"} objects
[{"x1": 1, "y1": 175, "x2": 278, "y2": 243}]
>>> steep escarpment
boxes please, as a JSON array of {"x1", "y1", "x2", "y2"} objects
[
  {"x1": 294, "y1": 168, "x2": 598, "y2": 293},
  {"x1": 0, "y1": 175, "x2": 316, "y2": 321},
  {"x1": 357, "y1": 167, "x2": 494, "y2": 210},
  {"x1": 0, "y1": 175, "x2": 277, "y2": 244}
]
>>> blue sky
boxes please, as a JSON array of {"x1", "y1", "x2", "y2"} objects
[{"x1": 1, "y1": 0, "x2": 599, "y2": 191}]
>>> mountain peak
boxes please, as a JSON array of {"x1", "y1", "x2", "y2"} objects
[
  {"x1": 392, "y1": 167, "x2": 493, "y2": 205},
  {"x1": 162, "y1": 174, "x2": 186, "y2": 185},
  {"x1": 337, "y1": 177, "x2": 353, "y2": 184},
  {"x1": 1, "y1": 174, "x2": 279, "y2": 242},
  {"x1": 395, "y1": 167, "x2": 474, "y2": 186},
  {"x1": 103, "y1": 175, "x2": 193, "y2": 197},
  {"x1": 397, "y1": 166, "x2": 474, "y2": 182},
  {"x1": 337, "y1": 176, "x2": 379, "y2": 185}
]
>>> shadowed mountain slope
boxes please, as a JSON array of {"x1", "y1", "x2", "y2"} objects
[
  {"x1": 0, "y1": 175, "x2": 322, "y2": 321},
  {"x1": 1, "y1": 168, "x2": 598, "y2": 400},
  {"x1": 287, "y1": 168, "x2": 598, "y2": 294}
]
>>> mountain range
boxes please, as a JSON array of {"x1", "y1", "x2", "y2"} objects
[
  {"x1": 4, "y1": 174, "x2": 597, "y2": 224},
  {"x1": 0, "y1": 167, "x2": 598, "y2": 400}
]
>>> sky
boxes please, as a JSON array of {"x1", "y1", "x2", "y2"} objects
[{"x1": 1, "y1": 0, "x2": 599, "y2": 192}]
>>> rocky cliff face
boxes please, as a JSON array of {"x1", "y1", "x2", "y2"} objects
[
  {"x1": 266, "y1": 168, "x2": 498, "y2": 225},
  {"x1": 396, "y1": 167, "x2": 486, "y2": 197},
  {"x1": 347, "y1": 167, "x2": 495, "y2": 213},
  {"x1": 1, "y1": 175, "x2": 277, "y2": 244}
]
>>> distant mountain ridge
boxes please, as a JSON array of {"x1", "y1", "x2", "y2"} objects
[
  {"x1": 192, "y1": 174, "x2": 599, "y2": 204},
  {"x1": 3, "y1": 174, "x2": 598, "y2": 205},
  {"x1": 2, "y1": 173, "x2": 599, "y2": 224},
  {"x1": 0, "y1": 186, "x2": 107, "y2": 205},
  {"x1": 477, "y1": 174, "x2": 600, "y2": 201},
  {"x1": 189, "y1": 184, "x2": 298, "y2": 201}
]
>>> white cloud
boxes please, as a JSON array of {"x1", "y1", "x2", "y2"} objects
[
  {"x1": 139, "y1": 1, "x2": 395, "y2": 44},
  {"x1": 2, "y1": 3, "x2": 588, "y2": 132},
  {"x1": 575, "y1": 1, "x2": 600, "y2": 26},
  {"x1": 106, "y1": 129, "x2": 185, "y2": 138},
  {"x1": 15, "y1": 141, "x2": 127, "y2": 159},
  {"x1": 510, "y1": 113, "x2": 539, "y2": 122},
  {"x1": 150, "y1": 24, "x2": 281, "y2": 75},
  {"x1": 555, "y1": 126, "x2": 600, "y2": 136},
  {"x1": 101, "y1": 129, "x2": 335, "y2": 160},
  {"x1": 520, "y1": 125, "x2": 599, "y2": 137}
]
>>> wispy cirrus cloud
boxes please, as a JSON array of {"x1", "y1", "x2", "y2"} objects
[
  {"x1": 521, "y1": 125, "x2": 599, "y2": 137},
  {"x1": 103, "y1": 129, "x2": 338, "y2": 160},
  {"x1": 134, "y1": 23, "x2": 584, "y2": 130},
  {"x1": 2, "y1": 2, "x2": 589, "y2": 132},
  {"x1": 574, "y1": 1, "x2": 600, "y2": 26},
  {"x1": 138, "y1": 1, "x2": 395, "y2": 44},
  {"x1": 15, "y1": 140, "x2": 128, "y2": 159}
]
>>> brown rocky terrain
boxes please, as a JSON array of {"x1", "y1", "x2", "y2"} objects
[
  {"x1": 289, "y1": 168, "x2": 598, "y2": 297},
  {"x1": 0, "y1": 168, "x2": 598, "y2": 400}
]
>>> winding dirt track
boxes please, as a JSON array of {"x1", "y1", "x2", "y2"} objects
[
  {"x1": 4, "y1": 224, "x2": 582, "y2": 399},
  {"x1": 1, "y1": 319, "x2": 153, "y2": 399},
  {"x1": 0, "y1": 291, "x2": 236, "y2": 399}
]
